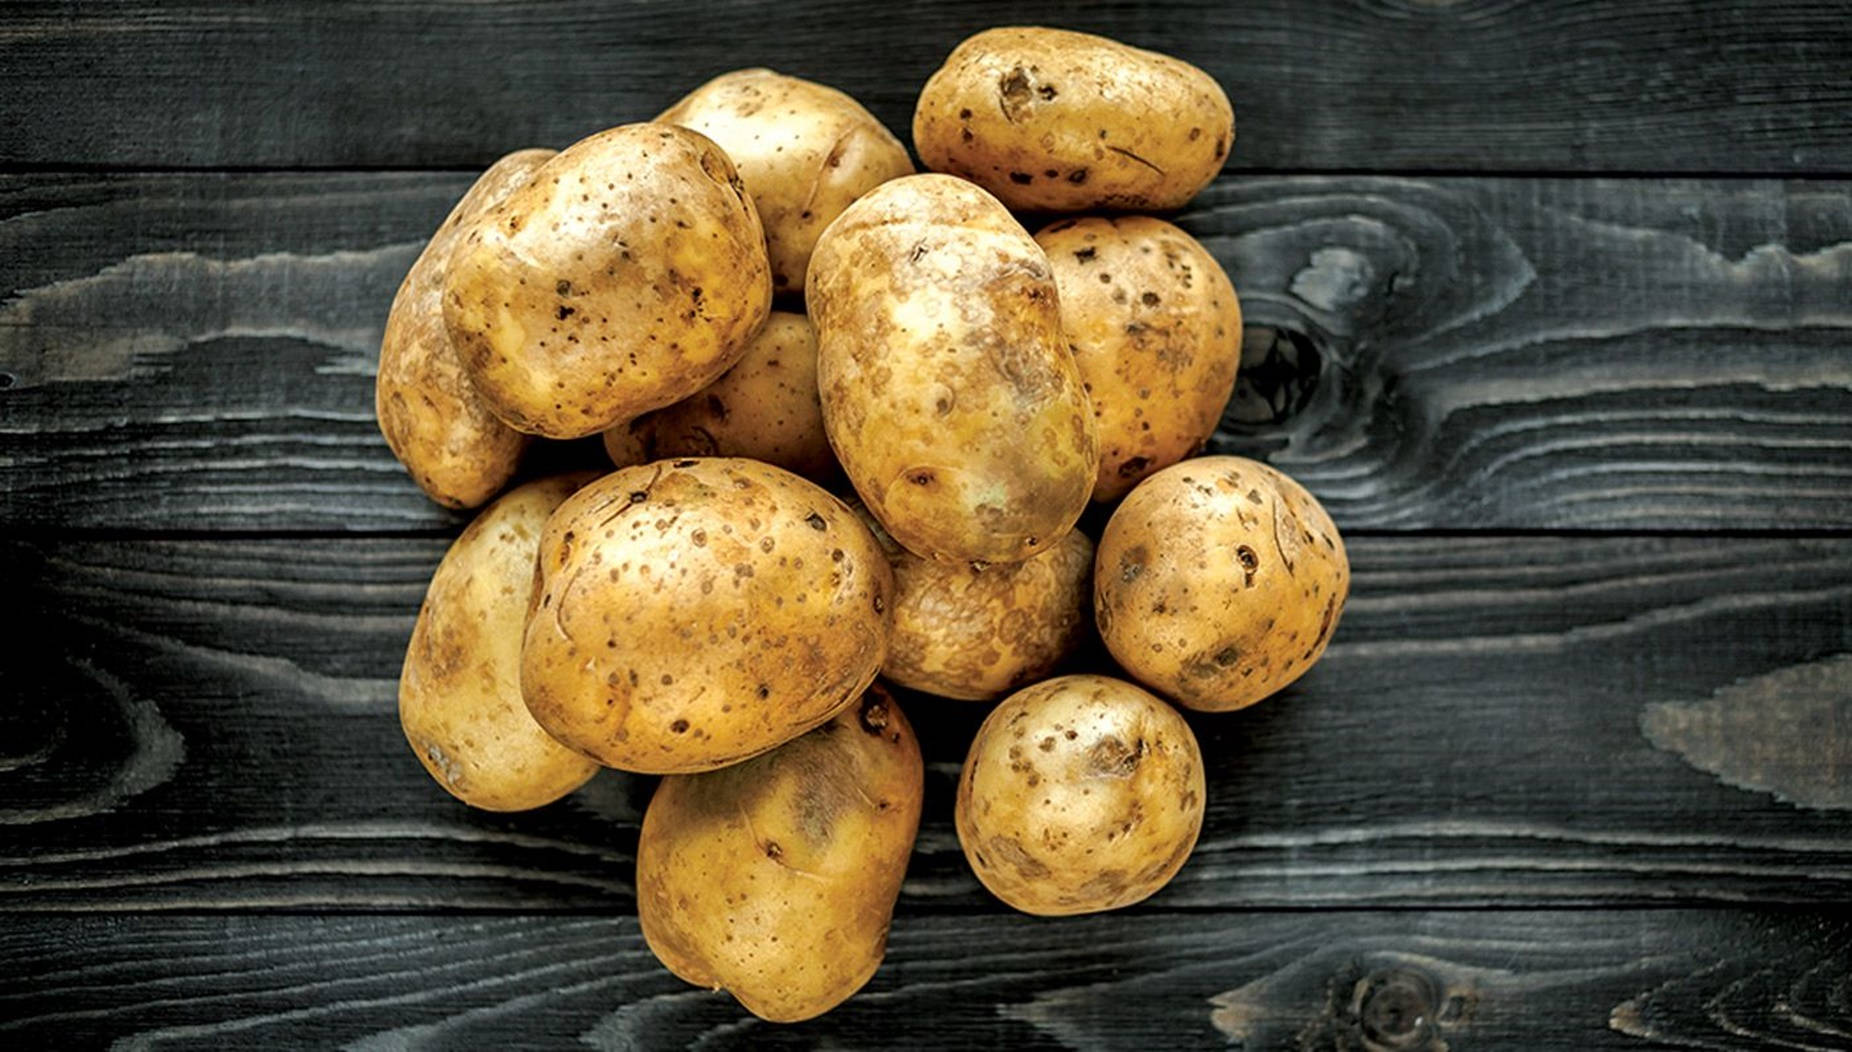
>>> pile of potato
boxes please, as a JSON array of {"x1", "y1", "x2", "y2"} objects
[{"x1": 382, "y1": 26, "x2": 1348, "y2": 1022}]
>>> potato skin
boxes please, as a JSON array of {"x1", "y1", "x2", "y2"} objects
[
  {"x1": 956, "y1": 675, "x2": 1204, "y2": 915},
  {"x1": 521, "y1": 458, "x2": 892, "y2": 774},
  {"x1": 399, "y1": 473, "x2": 600, "y2": 810},
  {"x1": 914, "y1": 27, "x2": 1233, "y2": 212},
  {"x1": 808, "y1": 174, "x2": 1098, "y2": 565},
  {"x1": 1095, "y1": 456, "x2": 1348, "y2": 712},
  {"x1": 1036, "y1": 217, "x2": 1243, "y2": 501},
  {"x1": 444, "y1": 124, "x2": 772, "y2": 439},
  {"x1": 660, "y1": 69, "x2": 915, "y2": 295},
  {"x1": 637, "y1": 688, "x2": 922, "y2": 1022},
  {"x1": 376, "y1": 149, "x2": 549, "y2": 508}
]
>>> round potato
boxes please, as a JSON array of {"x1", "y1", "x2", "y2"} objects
[
  {"x1": 1036, "y1": 217, "x2": 1243, "y2": 501},
  {"x1": 660, "y1": 69, "x2": 915, "y2": 294},
  {"x1": 809, "y1": 173, "x2": 1098, "y2": 565},
  {"x1": 376, "y1": 149, "x2": 550, "y2": 508},
  {"x1": 521, "y1": 458, "x2": 892, "y2": 774},
  {"x1": 956, "y1": 674, "x2": 1204, "y2": 915},
  {"x1": 444, "y1": 124, "x2": 772, "y2": 439},
  {"x1": 399, "y1": 472, "x2": 600, "y2": 810},
  {"x1": 1096, "y1": 456, "x2": 1348, "y2": 711},
  {"x1": 638, "y1": 688, "x2": 922, "y2": 1022},
  {"x1": 914, "y1": 27, "x2": 1233, "y2": 212}
]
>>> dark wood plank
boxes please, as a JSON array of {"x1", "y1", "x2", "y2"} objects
[
  {"x1": 5, "y1": 533, "x2": 1850, "y2": 911},
  {"x1": 5, "y1": 173, "x2": 1850, "y2": 532},
  {"x1": 5, "y1": 1, "x2": 1852, "y2": 173}
]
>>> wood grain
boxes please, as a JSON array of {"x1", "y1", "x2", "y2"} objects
[{"x1": 4, "y1": 172, "x2": 1849, "y2": 532}]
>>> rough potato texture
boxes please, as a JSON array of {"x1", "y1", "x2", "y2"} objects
[
  {"x1": 1095, "y1": 456, "x2": 1349, "y2": 712},
  {"x1": 399, "y1": 473, "x2": 600, "y2": 811},
  {"x1": 521, "y1": 458, "x2": 892, "y2": 774},
  {"x1": 637, "y1": 689, "x2": 922, "y2": 1022},
  {"x1": 956, "y1": 675, "x2": 1204, "y2": 916},
  {"x1": 660, "y1": 68, "x2": 915, "y2": 294},
  {"x1": 808, "y1": 173, "x2": 1098, "y2": 565},
  {"x1": 375, "y1": 149, "x2": 549, "y2": 507},
  {"x1": 913, "y1": 27, "x2": 1233, "y2": 212},
  {"x1": 1037, "y1": 217, "x2": 1243, "y2": 501},
  {"x1": 444, "y1": 124, "x2": 772, "y2": 439}
]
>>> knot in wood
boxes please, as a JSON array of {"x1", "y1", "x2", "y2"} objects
[{"x1": 1353, "y1": 967, "x2": 1442, "y2": 1050}]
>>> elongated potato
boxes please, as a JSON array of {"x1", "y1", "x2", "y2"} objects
[
  {"x1": 399, "y1": 472, "x2": 600, "y2": 810},
  {"x1": 638, "y1": 688, "x2": 922, "y2": 1022},
  {"x1": 376, "y1": 149, "x2": 549, "y2": 508},
  {"x1": 809, "y1": 173, "x2": 1098, "y2": 564}
]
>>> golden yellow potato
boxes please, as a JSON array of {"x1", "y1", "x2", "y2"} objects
[
  {"x1": 1036, "y1": 216, "x2": 1243, "y2": 501},
  {"x1": 956, "y1": 674, "x2": 1204, "y2": 915},
  {"x1": 1096, "y1": 456, "x2": 1348, "y2": 711},
  {"x1": 660, "y1": 69, "x2": 915, "y2": 294},
  {"x1": 914, "y1": 27, "x2": 1233, "y2": 212},
  {"x1": 444, "y1": 124, "x2": 772, "y2": 439},
  {"x1": 638, "y1": 688, "x2": 922, "y2": 1022},
  {"x1": 521, "y1": 458, "x2": 892, "y2": 774},
  {"x1": 808, "y1": 173, "x2": 1098, "y2": 565},
  {"x1": 376, "y1": 149, "x2": 549, "y2": 508},
  {"x1": 399, "y1": 472, "x2": 601, "y2": 810}
]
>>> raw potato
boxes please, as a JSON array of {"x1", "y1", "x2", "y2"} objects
[
  {"x1": 660, "y1": 69, "x2": 915, "y2": 294},
  {"x1": 956, "y1": 674, "x2": 1204, "y2": 915},
  {"x1": 1095, "y1": 456, "x2": 1348, "y2": 712},
  {"x1": 399, "y1": 473, "x2": 600, "y2": 810},
  {"x1": 376, "y1": 149, "x2": 550, "y2": 507},
  {"x1": 1036, "y1": 216, "x2": 1243, "y2": 501},
  {"x1": 445, "y1": 124, "x2": 772, "y2": 439},
  {"x1": 808, "y1": 173, "x2": 1098, "y2": 565},
  {"x1": 914, "y1": 27, "x2": 1233, "y2": 212},
  {"x1": 637, "y1": 688, "x2": 923, "y2": 1022},
  {"x1": 521, "y1": 458, "x2": 892, "y2": 774}
]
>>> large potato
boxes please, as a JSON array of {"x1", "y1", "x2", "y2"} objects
[
  {"x1": 444, "y1": 124, "x2": 772, "y2": 439},
  {"x1": 809, "y1": 173, "x2": 1098, "y2": 565},
  {"x1": 1036, "y1": 217, "x2": 1243, "y2": 501},
  {"x1": 660, "y1": 69, "x2": 915, "y2": 294},
  {"x1": 1096, "y1": 456, "x2": 1348, "y2": 711},
  {"x1": 376, "y1": 149, "x2": 549, "y2": 508},
  {"x1": 399, "y1": 473, "x2": 600, "y2": 810},
  {"x1": 956, "y1": 675, "x2": 1204, "y2": 915},
  {"x1": 914, "y1": 27, "x2": 1232, "y2": 212},
  {"x1": 638, "y1": 688, "x2": 922, "y2": 1022},
  {"x1": 521, "y1": 458, "x2": 892, "y2": 774}
]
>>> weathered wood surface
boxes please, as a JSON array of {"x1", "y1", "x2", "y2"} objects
[
  {"x1": 5, "y1": 1, "x2": 1852, "y2": 173},
  {"x1": 5, "y1": 172, "x2": 1849, "y2": 532}
]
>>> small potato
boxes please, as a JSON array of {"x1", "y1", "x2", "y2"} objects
[
  {"x1": 914, "y1": 27, "x2": 1233, "y2": 212},
  {"x1": 376, "y1": 149, "x2": 549, "y2": 508},
  {"x1": 1096, "y1": 456, "x2": 1348, "y2": 711},
  {"x1": 399, "y1": 472, "x2": 600, "y2": 810},
  {"x1": 809, "y1": 174, "x2": 1098, "y2": 565},
  {"x1": 445, "y1": 124, "x2": 772, "y2": 439},
  {"x1": 956, "y1": 675, "x2": 1204, "y2": 915},
  {"x1": 521, "y1": 458, "x2": 892, "y2": 774},
  {"x1": 638, "y1": 688, "x2": 922, "y2": 1022},
  {"x1": 660, "y1": 69, "x2": 915, "y2": 294},
  {"x1": 1036, "y1": 217, "x2": 1243, "y2": 501}
]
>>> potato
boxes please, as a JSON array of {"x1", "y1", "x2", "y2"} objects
[
  {"x1": 808, "y1": 173, "x2": 1098, "y2": 565},
  {"x1": 1095, "y1": 456, "x2": 1348, "y2": 711},
  {"x1": 444, "y1": 124, "x2": 772, "y2": 439},
  {"x1": 914, "y1": 27, "x2": 1233, "y2": 212},
  {"x1": 376, "y1": 149, "x2": 549, "y2": 508},
  {"x1": 399, "y1": 472, "x2": 600, "y2": 810},
  {"x1": 521, "y1": 458, "x2": 892, "y2": 774},
  {"x1": 637, "y1": 688, "x2": 922, "y2": 1022},
  {"x1": 660, "y1": 69, "x2": 915, "y2": 295},
  {"x1": 956, "y1": 674, "x2": 1204, "y2": 915},
  {"x1": 1036, "y1": 216, "x2": 1243, "y2": 501}
]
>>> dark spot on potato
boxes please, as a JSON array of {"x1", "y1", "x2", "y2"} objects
[
  {"x1": 764, "y1": 840, "x2": 783, "y2": 860},
  {"x1": 986, "y1": 835, "x2": 1050, "y2": 879},
  {"x1": 1140, "y1": 291, "x2": 1160, "y2": 306},
  {"x1": 1073, "y1": 246, "x2": 1096, "y2": 263},
  {"x1": 1068, "y1": 168, "x2": 1088, "y2": 184},
  {"x1": 556, "y1": 305, "x2": 575, "y2": 320},
  {"x1": 670, "y1": 719, "x2": 689, "y2": 734},
  {"x1": 909, "y1": 470, "x2": 935, "y2": 486},
  {"x1": 629, "y1": 490, "x2": 648, "y2": 504},
  {"x1": 1009, "y1": 171, "x2": 1034, "y2": 185},
  {"x1": 858, "y1": 695, "x2": 890, "y2": 735},
  {"x1": 1037, "y1": 84, "x2": 1057, "y2": 100},
  {"x1": 959, "y1": 107, "x2": 973, "y2": 119},
  {"x1": 556, "y1": 279, "x2": 572, "y2": 295},
  {"x1": 1214, "y1": 644, "x2": 1241, "y2": 668},
  {"x1": 1088, "y1": 736, "x2": 1144, "y2": 777},
  {"x1": 1119, "y1": 545, "x2": 1149, "y2": 583},
  {"x1": 806, "y1": 512, "x2": 827, "y2": 530},
  {"x1": 998, "y1": 67, "x2": 1033, "y2": 121},
  {"x1": 1117, "y1": 455, "x2": 1151, "y2": 479}
]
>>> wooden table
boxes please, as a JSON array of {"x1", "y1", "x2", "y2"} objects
[{"x1": 4, "y1": 2, "x2": 1850, "y2": 1047}]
